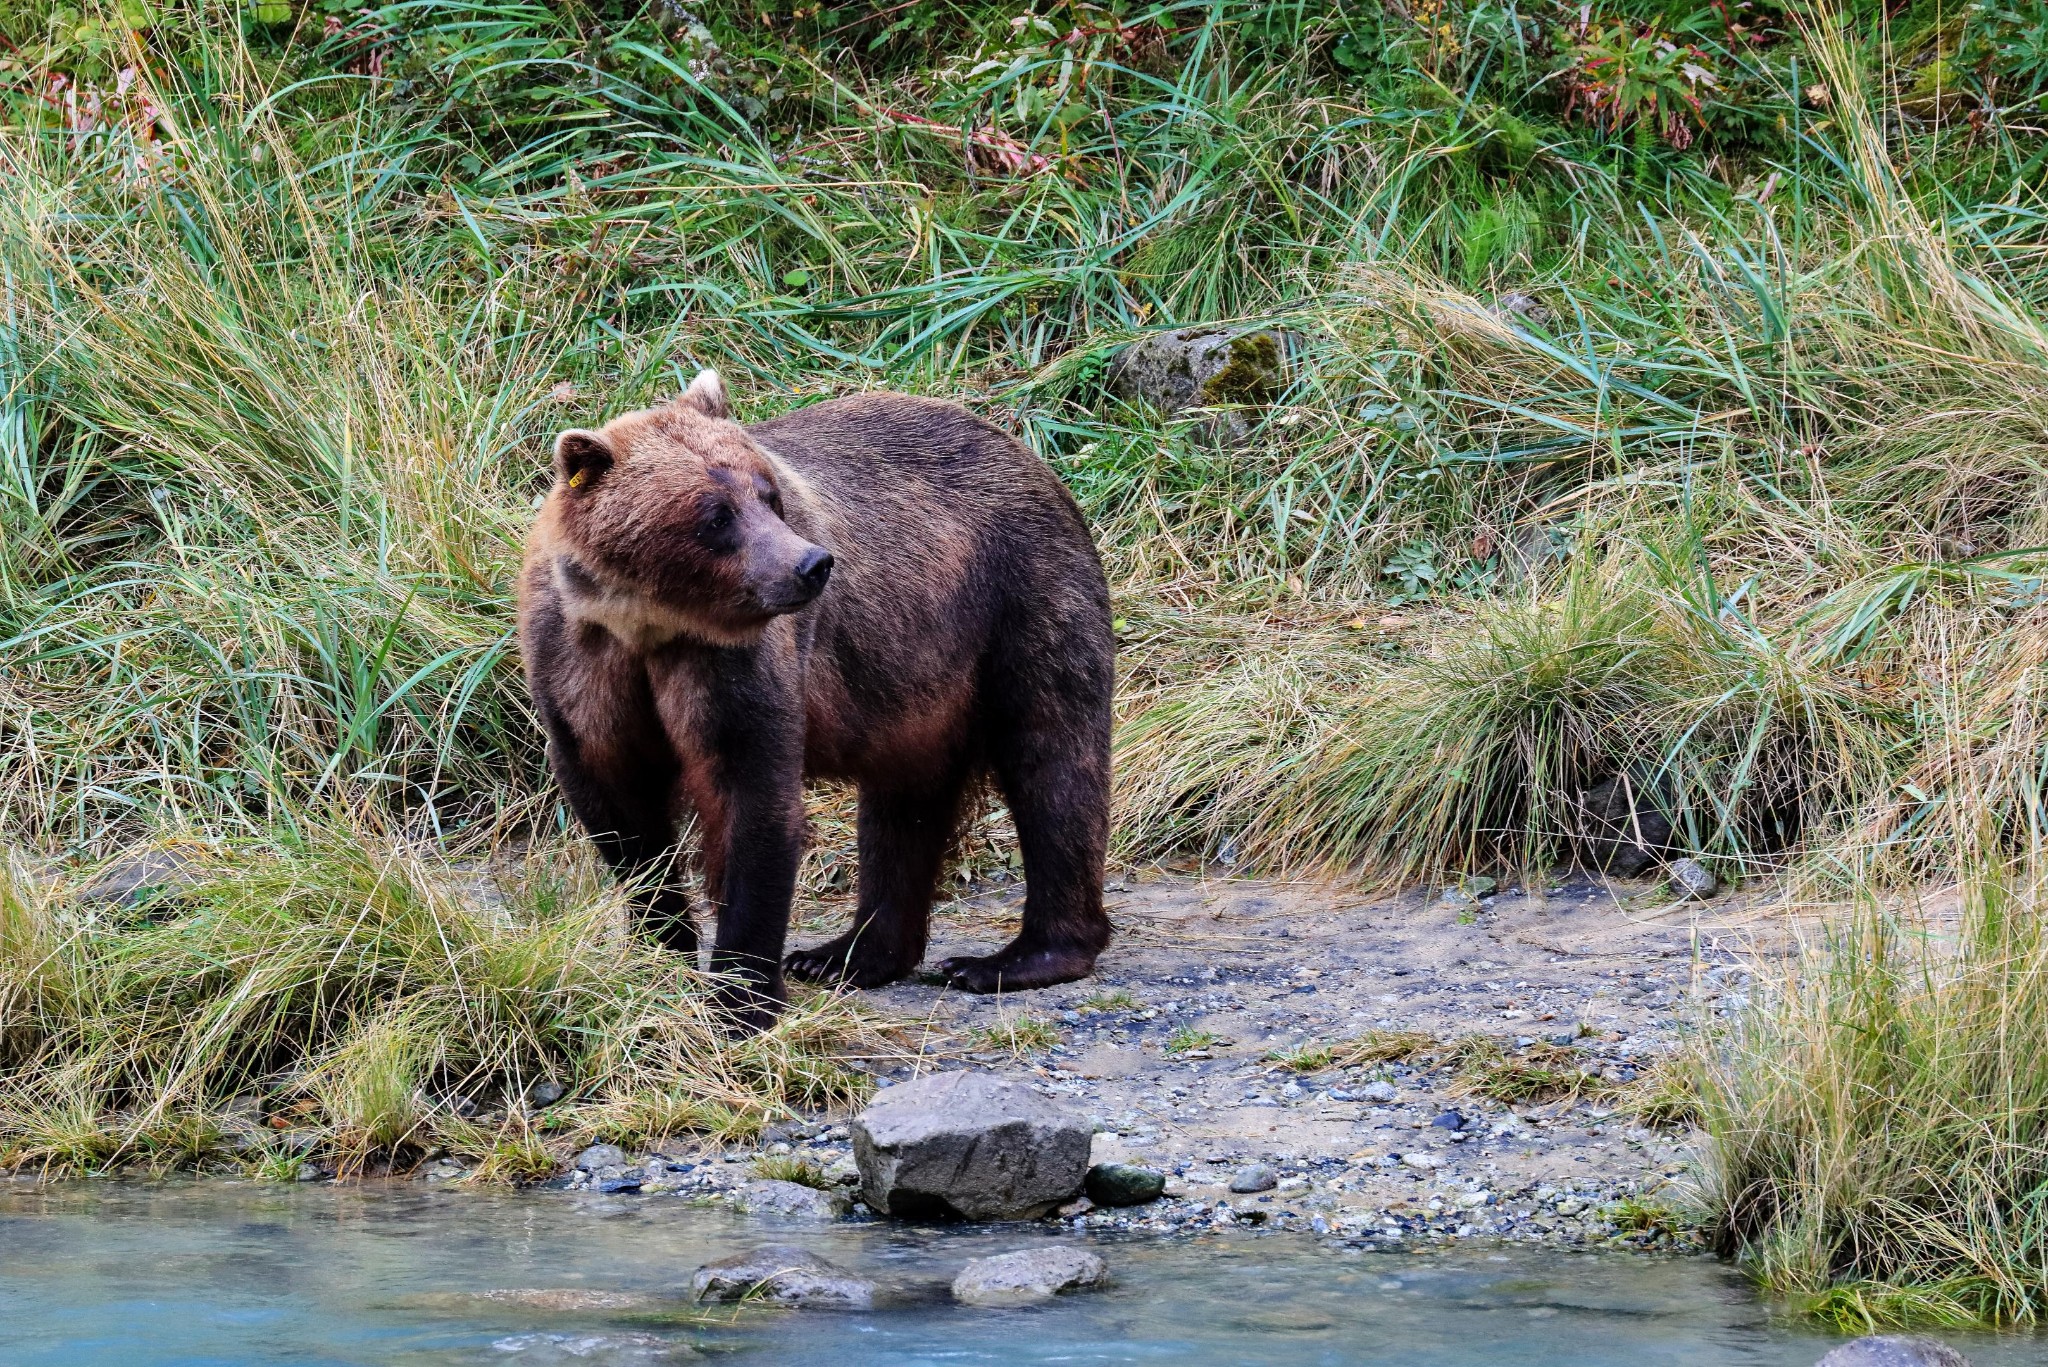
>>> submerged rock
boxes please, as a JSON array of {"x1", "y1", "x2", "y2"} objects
[
  {"x1": 1814, "y1": 1336, "x2": 1972, "y2": 1367},
  {"x1": 488, "y1": 1331, "x2": 688, "y2": 1361},
  {"x1": 737, "y1": 1179, "x2": 851, "y2": 1220},
  {"x1": 1084, "y1": 1163, "x2": 1165, "y2": 1207},
  {"x1": 851, "y1": 1071, "x2": 1090, "y2": 1221},
  {"x1": 691, "y1": 1245, "x2": 874, "y2": 1309},
  {"x1": 951, "y1": 1247, "x2": 1107, "y2": 1306}
]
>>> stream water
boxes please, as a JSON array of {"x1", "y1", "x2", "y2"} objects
[{"x1": 0, "y1": 1181, "x2": 2030, "y2": 1366}]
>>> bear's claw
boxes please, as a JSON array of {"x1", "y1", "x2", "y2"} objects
[
  {"x1": 783, "y1": 936, "x2": 916, "y2": 989},
  {"x1": 937, "y1": 944, "x2": 1099, "y2": 994}
]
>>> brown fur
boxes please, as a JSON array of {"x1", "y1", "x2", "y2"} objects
[{"x1": 518, "y1": 370, "x2": 1114, "y2": 1029}]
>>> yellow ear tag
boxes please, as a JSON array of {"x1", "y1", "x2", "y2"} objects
[{"x1": 567, "y1": 469, "x2": 587, "y2": 489}]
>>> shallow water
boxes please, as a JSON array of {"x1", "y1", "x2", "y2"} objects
[{"x1": 0, "y1": 1182, "x2": 2027, "y2": 1367}]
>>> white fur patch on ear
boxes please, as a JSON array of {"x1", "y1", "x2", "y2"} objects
[{"x1": 679, "y1": 368, "x2": 731, "y2": 419}]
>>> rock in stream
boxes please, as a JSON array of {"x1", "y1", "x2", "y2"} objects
[
  {"x1": 691, "y1": 1245, "x2": 874, "y2": 1309},
  {"x1": 952, "y1": 1247, "x2": 1108, "y2": 1306}
]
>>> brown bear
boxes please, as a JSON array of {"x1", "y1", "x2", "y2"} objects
[{"x1": 518, "y1": 369, "x2": 1114, "y2": 1029}]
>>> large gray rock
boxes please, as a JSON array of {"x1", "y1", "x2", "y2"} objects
[
  {"x1": 851, "y1": 1072, "x2": 1091, "y2": 1221},
  {"x1": 1108, "y1": 327, "x2": 1292, "y2": 442},
  {"x1": 691, "y1": 1245, "x2": 874, "y2": 1309},
  {"x1": 737, "y1": 1178, "x2": 851, "y2": 1220},
  {"x1": 951, "y1": 1247, "x2": 1107, "y2": 1306},
  {"x1": 1815, "y1": 1336, "x2": 1972, "y2": 1367}
]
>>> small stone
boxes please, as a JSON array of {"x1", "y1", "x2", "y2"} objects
[
  {"x1": 951, "y1": 1247, "x2": 1107, "y2": 1306},
  {"x1": 737, "y1": 1179, "x2": 851, "y2": 1220},
  {"x1": 594, "y1": 1167, "x2": 644, "y2": 1194},
  {"x1": 1359, "y1": 1081, "x2": 1397, "y2": 1103},
  {"x1": 527, "y1": 1081, "x2": 566, "y2": 1107},
  {"x1": 1668, "y1": 857, "x2": 1720, "y2": 900},
  {"x1": 1553, "y1": 1198, "x2": 1586, "y2": 1216},
  {"x1": 575, "y1": 1143, "x2": 626, "y2": 1172},
  {"x1": 1227, "y1": 1164, "x2": 1278, "y2": 1193},
  {"x1": 1814, "y1": 1337, "x2": 1972, "y2": 1367},
  {"x1": 1085, "y1": 1163, "x2": 1165, "y2": 1207},
  {"x1": 1401, "y1": 1153, "x2": 1443, "y2": 1172},
  {"x1": 1429, "y1": 1111, "x2": 1466, "y2": 1131},
  {"x1": 1055, "y1": 1196, "x2": 1095, "y2": 1219},
  {"x1": 692, "y1": 1245, "x2": 875, "y2": 1309}
]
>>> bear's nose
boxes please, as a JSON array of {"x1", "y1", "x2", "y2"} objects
[{"x1": 795, "y1": 546, "x2": 834, "y2": 592}]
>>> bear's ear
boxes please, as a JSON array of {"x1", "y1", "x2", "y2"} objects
[
  {"x1": 553, "y1": 428, "x2": 614, "y2": 491},
  {"x1": 677, "y1": 367, "x2": 731, "y2": 420}
]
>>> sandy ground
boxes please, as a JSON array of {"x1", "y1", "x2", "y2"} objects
[{"x1": 781, "y1": 866, "x2": 1807, "y2": 1246}]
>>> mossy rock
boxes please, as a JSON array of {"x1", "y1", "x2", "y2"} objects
[{"x1": 1108, "y1": 326, "x2": 1293, "y2": 440}]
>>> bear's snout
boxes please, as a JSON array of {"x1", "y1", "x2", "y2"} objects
[{"x1": 794, "y1": 546, "x2": 834, "y2": 596}]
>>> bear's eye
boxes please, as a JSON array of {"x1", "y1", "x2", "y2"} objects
[{"x1": 705, "y1": 508, "x2": 733, "y2": 534}]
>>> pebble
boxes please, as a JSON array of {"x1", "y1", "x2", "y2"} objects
[
  {"x1": 1359, "y1": 1081, "x2": 1397, "y2": 1103},
  {"x1": 1227, "y1": 1164, "x2": 1278, "y2": 1193},
  {"x1": 1429, "y1": 1111, "x2": 1466, "y2": 1131}
]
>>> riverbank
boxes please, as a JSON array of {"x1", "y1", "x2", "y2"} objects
[{"x1": 400, "y1": 869, "x2": 1796, "y2": 1254}]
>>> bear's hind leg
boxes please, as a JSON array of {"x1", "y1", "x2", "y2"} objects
[
  {"x1": 938, "y1": 697, "x2": 1111, "y2": 995},
  {"x1": 786, "y1": 783, "x2": 962, "y2": 988}
]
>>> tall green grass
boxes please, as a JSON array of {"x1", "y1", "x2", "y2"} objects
[
  {"x1": 0, "y1": 829, "x2": 876, "y2": 1174},
  {"x1": 1697, "y1": 869, "x2": 2048, "y2": 1328}
]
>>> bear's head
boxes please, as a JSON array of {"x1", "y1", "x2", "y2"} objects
[{"x1": 538, "y1": 369, "x2": 833, "y2": 648}]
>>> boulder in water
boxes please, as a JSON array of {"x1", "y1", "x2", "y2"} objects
[{"x1": 737, "y1": 1178, "x2": 851, "y2": 1220}]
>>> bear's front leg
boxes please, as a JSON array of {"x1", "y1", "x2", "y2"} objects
[{"x1": 673, "y1": 683, "x2": 808, "y2": 1035}]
